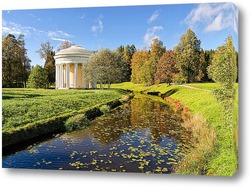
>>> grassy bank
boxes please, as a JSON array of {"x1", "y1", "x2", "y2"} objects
[
  {"x1": 2, "y1": 88, "x2": 129, "y2": 147},
  {"x1": 112, "y1": 82, "x2": 238, "y2": 176}
]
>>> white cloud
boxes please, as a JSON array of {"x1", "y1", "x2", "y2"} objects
[
  {"x1": 143, "y1": 26, "x2": 163, "y2": 47},
  {"x1": 80, "y1": 14, "x2": 85, "y2": 19},
  {"x1": 184, "y1": 2, "x2": 238, "y2": 34},
  {"x1": 91, "y1": 15, "x2": 104, "y2": 36},
  {"x1": 204, "y1": 13, "x2": 224, "y2": 32},
  {"x1": 147, "y1": 10, "x2": 160, "y2": 23},
  {"x1": 2, "y1": 20, "x2": 34, "y2": 36},
  {"x1": 47, "y1": 30, "x2": 74, "y2": 38},
  {"x1": 51, "y1": 37, "x2": 71, "y2": 42},
  {"x1": 2, "y1": 19, "x2": 74, "y2": 43},
  {"x1": 28, "y1": 13, "x2": 41, "y2": 21}
]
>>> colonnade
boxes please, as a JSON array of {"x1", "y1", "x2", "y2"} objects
[{"x1": 55, "y1": 63, "x2": 96, "y2": 89}]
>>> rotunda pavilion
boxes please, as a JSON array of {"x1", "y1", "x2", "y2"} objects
[{"x1": 54, "y1": 45, "x2": 96, "y2": 89}]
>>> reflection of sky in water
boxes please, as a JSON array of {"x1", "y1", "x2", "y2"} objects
[{"x1": 3, "y1": 97, "x2": 190, "y2": 173}]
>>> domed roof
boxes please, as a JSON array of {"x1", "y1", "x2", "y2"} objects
[{"x1": 54, "y1": 45, "x2": 93, "y2": 59}]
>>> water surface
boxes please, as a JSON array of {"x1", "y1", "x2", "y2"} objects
[{"x1": 3, "y1": 96, "x2": 190, "y2": 173}]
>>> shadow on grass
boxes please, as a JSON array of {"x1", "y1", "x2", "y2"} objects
[
  {"x1": 163, "y1": 88, "x2": 179, "y2": 97},
  {"x1": 2, "y1": 93, "x2": 42, "y2": 100}
]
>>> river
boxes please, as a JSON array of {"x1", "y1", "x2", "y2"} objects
[{"x1": 2, "y1": 96, "x2": 191, "y2": 174}]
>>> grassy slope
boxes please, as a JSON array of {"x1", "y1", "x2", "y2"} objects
[
  {"x1": 2, "y1": 88, "x2": 127, "y2": 132},
  {"x1": 112, "y1": 82, "x2": 238, "y2": 176}
]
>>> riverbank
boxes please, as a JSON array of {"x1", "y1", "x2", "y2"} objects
[
  {"x1": 2, "y1": 88, "x2": 131, "y2": 148},
  {"x1": 112, "y1": 82, "x2": 238, "y2": 176}
]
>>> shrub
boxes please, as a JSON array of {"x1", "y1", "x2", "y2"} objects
[
  {"x1": 64, "y1": 114, "x2": 90, "y2": 131},
  {"x1": 100, "y1": 105, "x2": 111, "y2": 114},
  {"x1": 27, "y1": 65, "x2": 48, "y2": 89},
  {"x1": 172, "y1": 73, "x2": 186, "y2": 84}
]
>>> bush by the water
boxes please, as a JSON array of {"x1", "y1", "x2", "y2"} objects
[
  {"x1": 64, "y1": 114, "x2": 90, "y2": 131},
  {"x1": 100, "y1": 105, "x2": 111, "y2": 114}
]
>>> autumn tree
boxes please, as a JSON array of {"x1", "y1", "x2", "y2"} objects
[
  {"x1": 174, "y1": 29, "x2": 202, "y2": 83},
  {"x1": 207, "y1": 36, "x2": 237, "y2": 171},
  {"x1": 27, "y1": 65, "x2": 48, "y2": 89},
  {"x1": 57, "y1": 40, "x2": 75, "y2": 52},
  {"x1": 36, "y1": 41, "x2": 55, "y2": 86},
  {"x1": 2, "y1": 34, "x2": 31, "y2": 88},
  {"x1": 139, "y1": 60, "x2": 154, "y2": 86},
  {"x1": 154, "y1": 50, "x2": 178, "y2": 85},
  {"x1": 131, "y1": 50, "x2": 150, "y2": 83}
]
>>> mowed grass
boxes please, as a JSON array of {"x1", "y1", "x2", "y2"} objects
[
  {"x1": 2, "y1": 88, "x2": 127, "y2": 132},
  {"x1": 112, "y1": 82, "x2": 238, "y2": 176}
]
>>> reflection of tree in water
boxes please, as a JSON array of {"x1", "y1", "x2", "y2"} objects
[
  {"x1": 89, "y1": 105, "x2": 132, "y2": 145},
  {"x1": 130, "y1": 97, "x2": 189, "y2": 146},
  {"x1": 61, "y1": 96, "x2": 191, "y2": 155}
]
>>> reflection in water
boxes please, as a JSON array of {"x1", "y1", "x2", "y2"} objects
[{"x1": 3, "y1": 96, "x2": 191, "y2": 174}]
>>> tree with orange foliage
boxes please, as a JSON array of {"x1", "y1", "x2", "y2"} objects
[{"x1": 154, "y1": 50, "x2": 178, "y2": 85}]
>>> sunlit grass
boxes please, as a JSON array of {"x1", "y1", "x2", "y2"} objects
[
  {"x1": 2, "y1": 88, "x2": 127, "y2": 132},
  {"x1": 112, "y1": 82, "x2": 239, "y2": 176}
]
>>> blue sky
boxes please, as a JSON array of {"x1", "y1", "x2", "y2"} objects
[{"x1": 2, "y1": 2, "x2": 238, "y2": 66}]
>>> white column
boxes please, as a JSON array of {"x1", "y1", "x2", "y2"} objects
[
  {"x1": 55, "y1": 64, "x2": 59, "y2": 89},
  {"x1": 59, "y1": 64, "x2": 63, "y2": 88},
  {"x1": 66, "y1": 63, "x2": 70, "y2": 89},
  {"x1": 82, "y1": 63, "x2": 86, "y2": 88},
  {"x1": 89, "y1": 81, "x2": 92, "y2": 89},
  {"x1": 74, "y1": 63, "x2": 78, "y2": 88}
]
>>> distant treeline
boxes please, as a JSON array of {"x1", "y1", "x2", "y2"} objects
[{"x1": 2, "y1": 29, "x2": 238, "y2": 88}]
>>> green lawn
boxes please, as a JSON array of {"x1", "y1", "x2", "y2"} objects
[
  {"x1": 2, "y1": 88, "x2": 127, "y2": 132},
  {"x1": 2, "y1": 83, "x2": 238, "y2": 175},
  {"x1": 112, "y1": 82, "x2": 238, "y2": 176}
]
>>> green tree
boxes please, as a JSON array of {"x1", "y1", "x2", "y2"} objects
[
  {"x1": 139, "y1": 60, "x2": 154, "y2": 86},
  {"x1": 150, "y1": 38, "x2": 166, "y2": 62},
  {"x1": 2, "y1": 34, "x2": 31, "y2": 88},
  {"x1": 174, "y1": 28, "x2": 202, "y2": 83},
  {"x1": 27, "y1": 65, "x2": 48, "y2": 89},
  {"x1": 117, "y1": 45, "x2": 124, "y2": 54},
  {"x1": 36, "y1": 41, "x2": 55, "y2": 86},
  {"x1": 200, "y1": 49, "x2": 215, "y2": 82},
  {"x1": 131, "y1": 50, "x2": 150, "y2": 83},
  {"x1": 83, "y1": 48, "x2": 124, "y2": 88},
  {"x1": 116, "y1": 44, "x2": 137, "y2": 81},
  {"x1": 149, "y1": 38, "x2": 166, "y2": 84},
  {"x1": 17, "y1": 34, "x2": 31, "y2": 87},
  {"x1": 207, "y1": 36, "x2": 238, "y2": 172}
]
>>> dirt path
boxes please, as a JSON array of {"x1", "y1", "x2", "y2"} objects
[{"x1": 177, "y1": 85, "x2": 212, "y2": 92}]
